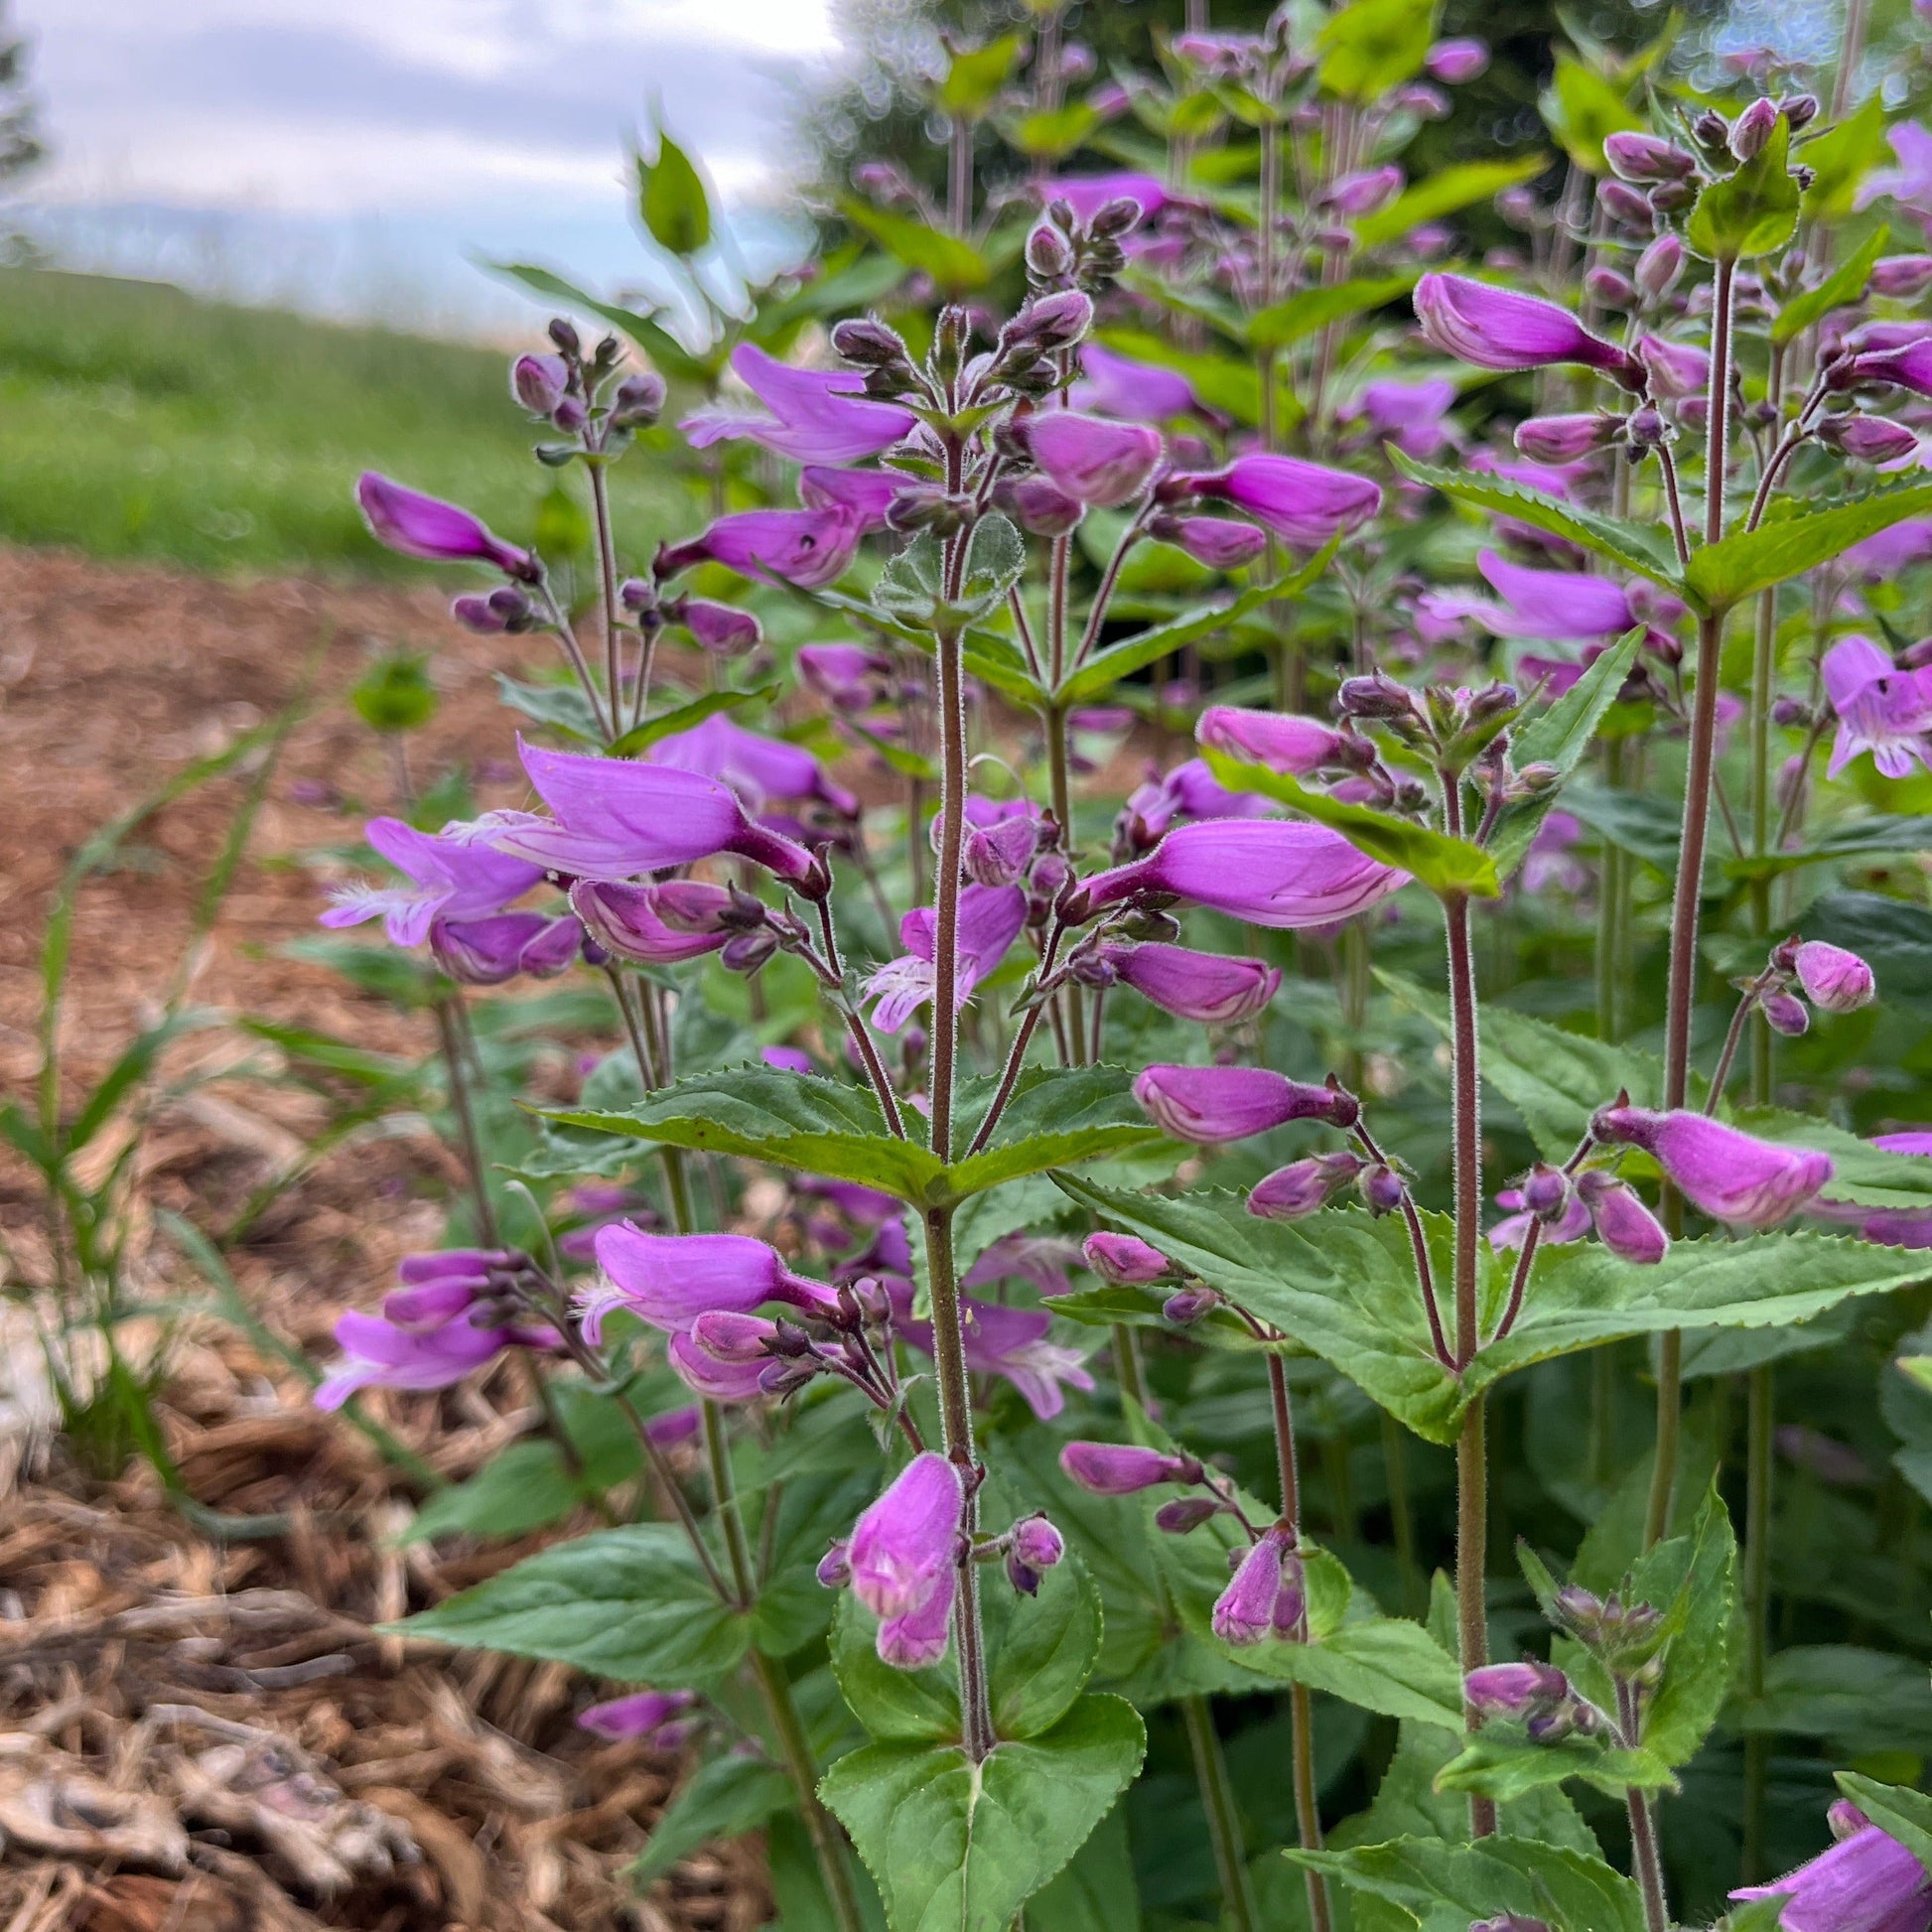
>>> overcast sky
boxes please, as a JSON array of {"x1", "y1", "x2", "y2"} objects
[{"x1": 15, "y1": 0, "x2": 857, "y2": 331}]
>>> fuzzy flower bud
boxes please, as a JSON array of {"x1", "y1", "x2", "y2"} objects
[
  {"x1": 1589, "y1": 1106, "x2": 1832, "y2": 1228},
  {"x1": 1019, "y1": 411, "x2": 1162, "y2": 507},
  {"x1": 1576, "y1": 1171, "x2": 1669, "y2": 1264},
  {"x1": 1634, "y1": 233, "x2": 1684, "y2": 299},
  {"x1": 1514, "y1": 413, "x2": 1621, "y2": 463},
  {"x1": 1791, "y1": 939, "x2": 1876, "y2": 1012},
  {"x1": 1212, "y1": 1527, "x2": 1302, "y2": 1646},
  {"x1": 1156, "y1": 1496, "x2": 1223, "y2": 1535},
  {"x1": 1163, "y1": 1286, "x2": 1220, "y2": 1325},
  {"x1": 1247, "y1": 1151, "x2": 1366, "y2": 1221},
  {"x1": 1135, "y1": 1064, "x2": 1358, "y2": 1144},
  {"x1": 1729, "y1": 96, "x2": 1780, "y2": 162},
  {"x1": 1817, "y1": 414, "x2": 1920, "y2": 464},
  {"x1": 1872, "y1": 255, "x2": 1932, "y2": 299},
  {"x1": 1464, "y1": 1659, "x2": 1570, "y2": 1717},
  {"x1": 1060, "y1": 1441, "x2": 1202, "y2": 1495},
  {"x1": 1082, "y1": 1231, "x2": 1175, "y2": 1286},
  {"x1": 1602, "y1": 131, "x2": 1699, "y2": 183},
  {"x1": 1359, "y1": 1165, "x2": 1408, "y2": 1216},
  {"x1": 512, "y1": 352, "x2": 570, "y2": 415},
  {"x1": 1763, "y1": 990, "x2": 1811, "y2": 1036}
]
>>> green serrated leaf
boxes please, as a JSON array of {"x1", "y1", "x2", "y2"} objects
[
  {"x1": 608, "y1": 683, "x2": 774, "y2": 759},
  {"x1": 1637, "y1": 1485, "x2": 1737, "y2": 1767},
  {"x1": 1490, "y1": 628, "x2": 1645, "y2": 876},
  {"x1": 1434, "y1": 1730, "x2": 1679, "y2": 1799},
  {"x1": 819, "y1": 1694, "x2": 1145, "y2": 1932},
  {"x1": 1687, "y1": 117, "x2": 1800, "y2": 262},
  {"x1": 1835, "y1": 1772, "x2": 1932, "y2": 1874},
  {"x1": 390, "y1": 1522, "x2": 749, "y2": 1681},
  {"x1": 483, "y1": 260, "x2": 716, "y2": 384},
  {"x1": 1388, "y1": 449, "x2": 1687, "y2": 599},
  {"x1": 1773, "y1": 225, "x2": 1888, "y2": 345},
  {"x1": 840, "y1": 200, "x2": 994, "y2": 292},
  {"x1": 1203, "y1": 750, "x2": 1498, "y2": 899},
  {"x1": 1803, "y1": 94, "x2": 1889, "y2": 220},
  {"x1": 1686, "y1": 482, "x2": 1932, "y2": 613},
  {"x1": 1293, "y1": 1834, "x2": 1648, "y2": 1932}
]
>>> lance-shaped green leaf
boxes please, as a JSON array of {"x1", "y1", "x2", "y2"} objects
[
  {"x1": 1629, "y1": 1486, "x2": 1737, "y2": 1768},
  {"x1": 819, "y1": 1694, "x2": 1145, "y2": 1932},
  {"x1": 945, "y1": 1066, "x2": 1171, "y2": 1198},
  {"x1": 1388, "y1": 449, "x2": 1688, "y2": 597},
  {"x1": 609, "y1": 684, "x2": 774, "y2": 759},
  {"x1": 1835, "y1": 1772, "x2": 1932, "y2": 1873},
  {"x1": 1487, "y1": 627, "x2": 1645, "y2": 876},
  {"x1": 1354, "y1": 157, "x2": 1548, "y2": 248},
  {"x1": 390, "y1": 1522, "x2": 751, "y2": 1681},
  {"x1": 840, "y1": 199, "x2": 996, "y2": 291},
  {"x1": 1202, "y1": 750, "x2": 1499, "y2": 898},
  {"x1": 483, "y1": 260, "x2": 717, "y2": 384},
  {"x1": 1058, "y1": 577, "x2": 1311, "y2": 705},
  {"x1": 1686, "y1": 480, "x2": 1932, "y2": 613},
  {"x1": 1292, "y1": 1835, "x2": 1648, "y2": 1932},
  {"x1": 939, "y1": 34, "x2": 1024, "y2": 117},
  {"x1": 1245, "y1": 273, "x2": 1420, "y2": 349},
  {"x1": 1433, "y1": 1730, "x2": 1679, "y2": 1801},
  {"x1": 1803, "y1": 93, "x2": 1889, "y2": 220},
  {"x1": 1721, "y1": 810, "x2": 1932, "y2": 881},
  {"x1": 630, "y1": 1756, "x2": 794, "y2": 1885},
  {"x1": 1316, "y1": 0, "x2": 1439, "y2": 102},
  {"x1": 1687, "y1": 116, "x2": 1800, "y2": 261},
  {"x1": 1390, "y1": 968, "x2": 1932, "y2": 1210},
  {"x1": 1773, "y1": 224, "x2": 1888, "y2": 345},
  {"x1": 637, "y1": 131, "x2": 713, "y2": 257}
]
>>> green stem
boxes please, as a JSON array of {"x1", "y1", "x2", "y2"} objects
[
  {"x1": 1182, "y1": 1697, "x2": 1257, "y2": 1932},
  {"x1": 753, "y1": 1649, "x2": 867, "y2": 1932},
  {"x1": 434, "y1": 998, "x2": 497, "y2": 1247},
  {"x1": 1649, "y1": 254, "x2": 1737, "y2": 1552}
]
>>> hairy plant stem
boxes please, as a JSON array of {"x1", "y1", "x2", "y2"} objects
[
  {"x1": 1648, "y1": 254, "x2": 1736, "y2": 1553},
  {"x1": 1619, "y1": 1682, "x2": 1672, "y2": 1931},
  {"x1": 586, "y1": 456, "x2": 623, "y2": 719},
  {"x1": 434, "y1": 999, "x2": 497, "y2": 1247},
  {"x1": 1182, "y1": 1697, "x2": 1258, "y2": 1932},
  {"x1": 1265, "y1": 1353, "x2": 1332, "y2": 1930},
  {"x1": 1456, "y1": 1399, "x2": 1497, "y2": 1839}
]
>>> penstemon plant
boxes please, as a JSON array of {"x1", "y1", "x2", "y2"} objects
[{"x1": 297, "y1": 2, "x2": 1932, "y2": 1928}]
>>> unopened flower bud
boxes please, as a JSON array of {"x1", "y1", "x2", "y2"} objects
[
  {"x1": 1004, "y1": 290, "x2": 1095, "y2": 354},
  {"x1": 817, "y1": 1539, "x2": 852, "y2": 1588},
  {"x1": 1763, "y1": 990, "x2": 1811, "y2": 1035},
  {"x1": 1818, "y1": 414, "x2": 1920, "y2": 464},
  {"x1": 1027, "y1": 220, "x2": 1075, "y2": 282},
  {"x1": 1338, "y1": 671, "x2": 1418, "y2": 721},
  {"x1": 1523, "y1": 1163, "x2": 1571, "y2": 1222},
  {"x1": 1089, "y1": 196, "x2": 1145, "y2": 238},
  {"x1": 1585, "y1": 266, "x2": 1635, "y2": 308},
  {"x1": 1634, "y1": 233, "x2": 1684, "y2": 300},
  {"x1": 677, "y1": 599, "x2": 761, "y2": 655},
  {"x1": 1464, "y1": 1659, "x2": 1570, "y2": 1716},
  {"x1": 1772, "y1": 696, "x2": 1811, "y2": 728},
  {"x1": 1515, "y1": 412, "x2": 1621, "y2": 463},
  {"x1": 1009, "y1": 1514, "x2": 1064, "y2": 1578},
  {"x1": 1597, "y1": 180, "x2": 1656, "y2": 229},
  {"x1": 1781, "y1": 92, "x2": 1819, "y2": 130},
  {"x1": 1730, "y1": 96, "x2": 1780, "y2": 161},
  {"x1": 1061, "y1": 1442, "x2": 1202, "y2": 1494},
  {"x1": 1164, "y1": 1286, "x2": 1220, "y2": 1325},
  {"x1": 547, "y1": 316, "x2": 582, "y2": 356},
  {"x1": 1792, "y1": 938, "x2": 1876, "y2": 1012},
  {"x1": 963, "y1": 815, "x2": 1039, "y2": 888},
  {"x1": 610, "y1": 371, "x2": 667, "y2": 427},
  {"x1": 833, "y1": 315, "x2": 913, "y2": 369},
  {"x1": 1693, "y1": 108, "x2": 1733, "y2": 152},
  {"x1": 1603, "y1": 131, "x2": 1699, "y2": 183},
  {"x1": 1576, "y1": 1171, "x2": 1668, "y2": 1264},
  {"x1": 512, "y1": 352, "x2": 569, "y2": 415},
  {"x1": 1248, "y1": 1151, "x2": 1365, "y2": 1221},
  {"x1": 1624, "y1": 404, "x2": 1670, "y2": 451},
  {"x1": 1082, "y1": 1231, "x2": 1174, "y2": 1285},
  {"x1": 1359, "y1": 1165, "x2": 1407, "y2": 1216},
  {"x1": 1648, "y1": 180, "x2": 1696, "y2": 213},
  {"x1": 1001, "y1": 472, "x2": 1086, "y2": 536},
  {"x1": 721, "y1": 928, "x2": 779, "y2": 974},
  {"x1": 1872, "y1": 254, "x2": 1932, "y2": 299},
  {"x1": 1156, "y1": 1495, "x2": 1223, "y2": 1534}
]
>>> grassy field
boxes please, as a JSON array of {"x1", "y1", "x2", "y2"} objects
[{"x1": 0, "y1": 268, "x2": 685, "y2": 579}]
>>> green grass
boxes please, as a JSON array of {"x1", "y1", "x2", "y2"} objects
[{"x1": 0, "y1": 268, "x2": 685, "y2": 578}]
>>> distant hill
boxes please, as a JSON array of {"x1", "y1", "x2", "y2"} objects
[{"x1": 0, "y1": 268, "x2": 683, "y2": 578}]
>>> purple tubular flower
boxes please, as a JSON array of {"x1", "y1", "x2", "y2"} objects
[
  {"x1": 1638, "y1": 333, "x2": 1710, "y2": 399},
  {"x1": 1464, "y1": 1660, "x2": 1569, "y2": 1716},
  {"x1": 1577, "y1": 1172, "x2": 1669, "y2": 1264},
  {"x1": 1212, "y1": 1527, "x2": 1298, "y2": 1646},
  {"x1": 964, "y1": 814, "x2": 1041, "y2": 889},
  {"x1": 1823, "y1": 636, "x2": 1932, "y2": 779},
  {"x1": 1135, "y1": 1064, "x2": 1357, "y2": 1145},
  {"x1": 1148, "y1": 515, "x2": 1270, "y2": 570},
  {"x1": 314, "y1": 1306, "x2": 553, "y2": 1410},
  {"x1": 430, "y1": 910, "x2": 577, "y2": 985},
  {"x1": 677, "y1": 600, "x2": 762, "y2": 655},
  {"x1": 680, "y1": 344, "x2": 913, "y2": 464},
  {"x1": 1069, "y1": 342, "x2": 1197, "y2": 421},
  {"x1": 578, "y1": 1689, "x2": 698, "y2": 1743},
  {"x1": 585, "y1": 1225, "x2": 837, "y2": 1343},
  {"x1": 797, "y1": 465, "x2": 917, "y2": 532},
  {"x1": 479, "y1": 738, "x2": 818, "y2": 886},
  {"x1": 1850, "y1": 340, "x2": 1932, "y2": 398},
  {"x1": 1173, "y1": 452, "x2": 1383, "y2": 550},
  {"x1": 1823, "y1": 415, "x2": 1921, "y2": 465},
  {"x1": 1424, "y1": 36, "x2": 1489, "y2": 81},
  {"x1": 1872, "y1": 254, "x2": 1932, "y2": 298},
  {"x1": 1249, "y1": 1151, "x2": 1366, "y2": 1220},
  {"x1": 849, "y1": 1452, "x2": 965, "y2": 1621},
  {"x1": 1731, "y1": 1823, "x2": 1932, "y2": 1932},
  {"x1": 1103, "y1": 941, "x2": 1280, "y2": 1023},
  {"x1": 1590, "y1": 1107, "x2": 1834, "y2": 1228},
  {"x1": 651, "y1": 713, "x2": 857, "y2": 816},
  {"x1": 797, "y1": 642, "x2": 889, "y2": 711},
  {"x1": 355, "y1": 474, "x2": 534, "y2": 577},
  {"x1": 666, "y1": 1329, "x2": 785, "y2": 1402},
  {"x1": 570, "y1": 881, "x2": 735, "y2": 965},
  {"x1": 866, "y1": 884, "x2": 1027, "y2": 1033},
  {"x1": 1072, "y1": 819, "x2": 1409, "y2": 929},
  {"x1": 1358, "y1": 376, "x2": 1458, "y2": 459},
  {"x1": 1001, "y1": 473, "x2": 1087, "y2": 536},
  {"x1": 1477, "y1": 548, "x2": 1635, "y2": 640},
  {"x1": 655, "y1": 507, "x2": 864, "y2": 591},
  {"x1": 1794, "y1": 940, "x2": 1877, "y2": 1012},
  {"x1": 1082, "y1": 1231, "x2": 1175, "y2": 1285},
  {"x1": 1325, "y1": 165, "x2": 1404, "y2": 216},
  {"x1": 1414, "y1": 274, "x2": 1644, "y2": 387},
  {"x1": 888, "y1": 1286, "x2": 1092, "y2": 1420},
  {"x1": 321, "y1": 817, "x2": 543, "y2": 949},
  {"x1": 1060, "y1": 1441, "x2": 1201, "y2": 1494},
  {"x1": 1197, "y1": 706, "x2": 1347, "y2": 774},
  {"x1": 877, "y1": 1568, "x2": 956, "y2": 1669},
  {"x1": 1020, "y1": 411, "x2": 1163, "y2": 506}
]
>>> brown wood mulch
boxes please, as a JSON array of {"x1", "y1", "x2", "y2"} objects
[{"x1": 0, "y1": 545, "x2": 767, "y2": 1932}]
